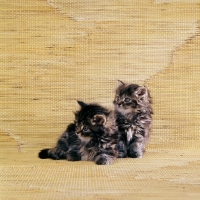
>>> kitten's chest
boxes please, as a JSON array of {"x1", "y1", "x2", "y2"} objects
[
  {"x1": 122, "y1": 117, "x2": 138, "y2": 143},
  {"x1": 125, "y1": 125, "x2": 137, "y2": 143},
  {"x1": 123, "y1": 118, "x2": 144, "y2": 144},
  {"x1": 80, "y1": 145, "x2": 96, "y2": 161}
]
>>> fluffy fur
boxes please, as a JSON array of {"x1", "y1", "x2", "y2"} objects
[
  {"x1": 113, "y1": 80, "x2": 153, "y2": 158},
  {"x1": 39, "y1": 101, "x2": 120, "y2": 165}
]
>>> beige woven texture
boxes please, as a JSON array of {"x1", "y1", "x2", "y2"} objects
[{"x1": 1, "y1": 0, "x2": 200, "y2": 199}]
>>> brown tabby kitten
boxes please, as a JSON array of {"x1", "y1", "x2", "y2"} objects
[
  {"x1": 113, "y1": 81, "x2": 153, "y2": 158},
  {"x1": 39, "y1": 101, "x2": 120, "y2": 165}
]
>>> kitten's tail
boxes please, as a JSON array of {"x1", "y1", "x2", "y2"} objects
[{"x1": 38, "y1": 148, "x2": 50, "y2": 159}]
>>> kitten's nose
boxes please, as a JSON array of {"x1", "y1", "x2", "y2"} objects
[
  {"x1": 76, "y1": 128, "x2": 81, "y2": 135},
  {"x1": 118, "y1": 102, "x2": 123, "y2": 107}
]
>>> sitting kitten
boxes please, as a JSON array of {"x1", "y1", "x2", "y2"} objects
[
  {"x1": 113, "y1": 80, "x2": 153, "y2": 158},
  {"x1": 39, "y1": 101, "x2": 120, "y2": 165}
]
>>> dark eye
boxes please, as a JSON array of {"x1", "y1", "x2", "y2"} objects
[
  {"x1": 116, "y1": 96, "x2": 120, "y2": 101},
  {"x1": 82, "y1": 125, "x2": 88, "y2": 132},
  {"x1": 124, "y1": 97, "x2": 131, "y2": 103}
]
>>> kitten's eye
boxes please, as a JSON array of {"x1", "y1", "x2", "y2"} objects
[
  {"x1": 82, "y1": 125, "x2": 88, "y2": 132},
  {"x1": 124, "y1": 97, "x2": 131, "y2": 103}
]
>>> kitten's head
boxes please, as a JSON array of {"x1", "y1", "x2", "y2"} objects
[
  {"x1": 113, "y1": 80, "x2": 151, "y2": 115},
  {"x1": 74, "y1": 101, "x2": 111, "y2": 143}
]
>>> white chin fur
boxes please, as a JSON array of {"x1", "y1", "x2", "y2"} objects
[
  {"x1": 116, "y1": 106, "x2": 132, "y2": 115},
  {"x1": 78, "y1": 135, "x2": 91, "y2": 143}
]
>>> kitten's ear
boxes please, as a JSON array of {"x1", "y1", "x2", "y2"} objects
[
  {"x1": 77, "y1": 100, "x2": 87, "y2": 108},
  {"x1": 135, "y1": 86, "x2": 148, "y2": 99},
  {"x1": 92, "y1": 114, "x2": 107, "y2": 125},
  {"x1": 117, "y1": 80, "x2": 125, "y2": 87}
]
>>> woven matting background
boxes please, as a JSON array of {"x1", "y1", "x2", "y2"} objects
[{"x1": 1, "y1": 0, "x2": 200, "y2": 199}]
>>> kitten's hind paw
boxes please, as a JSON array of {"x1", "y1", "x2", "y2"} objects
[{"x1": 38, "y1": 148, "x2": 50, "y2": 159}]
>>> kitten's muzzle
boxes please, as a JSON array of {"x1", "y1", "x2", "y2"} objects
[
  {"x1": 117, "y1": 102, "x2": 124, "y2": 107},
  {"x1": 75, "y1": 131, "x2": 81, "y2": 135}
]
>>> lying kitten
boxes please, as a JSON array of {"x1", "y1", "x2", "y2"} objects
[
  {"x1": 113, "y1": 80, "x2": 153, "y2": 158},
  {"x1": 39, "y1": 101, "x2": 120, "y2": 165}
]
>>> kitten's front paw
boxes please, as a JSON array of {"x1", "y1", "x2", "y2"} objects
[
  {"x1": 128, "y1": 150, "x2": 143, "y2": 158},
  {"x1": 116, "y1": 141, "x2": 127, "y2": 158},
  {"x1": 67, "y1": 151, "x2": 81, "y2": 161},
  {"x1": 95, "y1": 155, "x2": 114, "y2": 165},
  {"x1": 128, "y1": 142, "x2": 144, "y2": 158}
]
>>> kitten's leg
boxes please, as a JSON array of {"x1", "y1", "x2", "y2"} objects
[
  {"x1": 66, "y1": 148, "x2": 81, "y2": 161},
  {"x1": 38, "y1": 131, "x2": 69, "y2": 160},
  {"x1": 38, "y1": 123, "x2": 77, "y2": 160},
  {"x1": 39, "y1": 147, "x2": 68, "y2": 160},
  {"x1": 95, "y1": 152, "x2": 115, "y2": 165},
  {"x1": 116, "y1": 140, "x2": 127, "y2": 158},
  {"x1": 128, "y1": 135, "x2": 145, "y2": 158}
]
